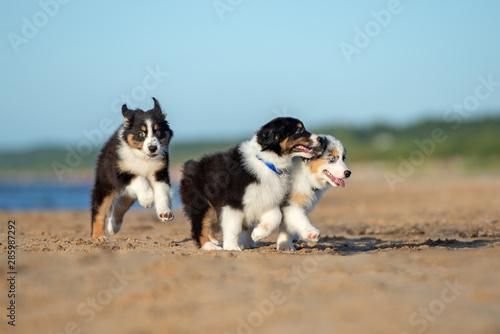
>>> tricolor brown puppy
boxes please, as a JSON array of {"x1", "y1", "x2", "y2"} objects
[
  {"x1": 180, "y1": 117, "x2": 320, "y2": 251},
  {"x1": 277, "y1": 135, "x2": 351, "y2": 251},
  {"x1": 90, "y1": 97, "x2": 174, "y2": 240}
]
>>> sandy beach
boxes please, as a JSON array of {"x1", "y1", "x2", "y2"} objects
[{"x1": 1, "y1": 168, "x2": 500, "y2": 334}]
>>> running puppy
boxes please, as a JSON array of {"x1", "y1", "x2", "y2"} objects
[
  {"x1": 180, "y1": 117, "x2": 319, "y2": 251},
  {"x1": 91, "y1": 97, "x2": 174, "y2": 240},
  {"x1": 277, "y1": 135, "x2": 351, "y2": 251}
]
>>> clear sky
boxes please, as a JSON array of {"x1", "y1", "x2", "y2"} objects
[{"x1": 1, "y1": 0, "x2": 500, "y2": 150}]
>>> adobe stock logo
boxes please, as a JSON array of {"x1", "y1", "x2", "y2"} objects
[
  {"x1": 47, "y1": 268, "x2": 135, "y2": 334},
  {"x1": 339, "y1": 0, "x2": 409, "y2": 63},
  {"x1": 400, "y1": 279, "x2": 467, "y2": 334},
  {"x1": 213, "y1": 0, "x2": 243, "y2": 21},
  {"x1": 384, "y1": 74, "x2": 500, "y2": 191},
  {"x1": 7, "y1": 0, "x2": 72, "y2": 54}
]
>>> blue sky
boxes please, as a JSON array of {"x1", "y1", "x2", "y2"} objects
[{"x1": 1, "y1": 0, "x2": 500, "y2": 150}]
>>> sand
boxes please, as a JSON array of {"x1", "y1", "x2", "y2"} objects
[{"x1": 1, "y1": 168, "x2": 500, "y2": 334}]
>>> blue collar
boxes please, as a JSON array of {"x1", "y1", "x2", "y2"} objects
[{"x1": 256, "y1": 156, "x2": 283, "y2": 175}]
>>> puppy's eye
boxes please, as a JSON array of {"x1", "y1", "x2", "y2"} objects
[
  {"x1": 155, "y1": 130, "x2": 162, "y2": 136},
  {"x1": 329, "y1": 157, "x2": 337, "y2": 163},
  {"x1": 295, "y1": 128, "x2": 304, "y2": 134},
  {"x1": 138, "y1": 131, "x2": 146, "y2": 139}
]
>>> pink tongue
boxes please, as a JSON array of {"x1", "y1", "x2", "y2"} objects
[
  {"x1": 337, "y1": 179, "x2": 345, "y2": 188},
  {"x1": 294, "y1": 145, "x2": 311, "y2": 153}
]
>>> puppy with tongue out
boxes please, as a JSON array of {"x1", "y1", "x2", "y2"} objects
[
  {"x1": 277, "y1": 134, "x2": 351, "y2": 251},
  {"x1": 180, "y1": 117, "x2": 320, "y2": 251}
]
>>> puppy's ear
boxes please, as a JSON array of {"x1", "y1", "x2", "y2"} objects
[
  {"x1": 316, "y1": 135, "x2": 328, "y2": 154},
  {"x1": 152, "y1": 97, "x2": 166, "y2": 120},
  {"x1": 152, "y1": 97, "x2": 161, "y2": 110},
  {"x1": 256, "y1": 127, "x2": 280, "y2": 154},
  {"x1": 122, "y1": 104, "x2": 134, "y2": 127}
]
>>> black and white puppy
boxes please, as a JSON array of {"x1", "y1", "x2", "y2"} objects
[
  {"x1": 277, "y1": 135, "x2": 351, "y2": 251},
  {"x1": 180, "y1": 117, "x2": 319, "y2": 251},
  {"x1": 91, "y1": 97, "x2": 174, "y2": 240}
]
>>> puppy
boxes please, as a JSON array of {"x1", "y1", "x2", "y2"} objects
[
  {"x1": 276, "y1": 135, "x2": 351, "y2": 251},
  {"x1": 90, "y1": 97, "x2": 174, "y2": 240},
  {"x1": 179, "y1": 117, "x2": 319, "y2": 250}
]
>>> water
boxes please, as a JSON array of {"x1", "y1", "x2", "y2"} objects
[{"x1": 0, "y1": 183, "x2": 181, "y2": 210}]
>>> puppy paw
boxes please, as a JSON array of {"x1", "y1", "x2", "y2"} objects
[
  {"x1": 223, "y1": 243, "x2": 242, "y2": 251},
  {"x1": 223, "y1": 240, "x2": 241, "y2": 251},
  {"x1": 93, "y1": 236, "x2": 110, "y2": 243},
  {"x1": 251, "y1": 226, "x2": 271, "y2": 242},
  {"x1": 158, "y1": 211, "x2": 174, "y2": 222},
  {"x1": 277, "y1": 241, "x2": 296, "y2": 251},
  {"x1": 106, "y1": 217, "x2": 121, "y2": 235},
  {"x1": 302, "y1": 228, "x2": 321, "y2": 242},
  {"x1": 209, "y1": 237, "x2": 222, "y2": 246},
  {"x1": 138, "y1": 196, "x2": 155, "y2": 209},
  {"x1": 201, "y1": 242, "x2": 223, "y2": 251}
]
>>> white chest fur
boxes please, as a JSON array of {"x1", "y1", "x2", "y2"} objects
[
  {"x1": 117, "y1": 136, "x2": 173, "y2": 221},
  {"x1": 118, "y1": 142, "x2": 164, "y2": 178},
  {"x1": 242, "y1": 173, "x2": 290, "y2": 222},
  {"x1": 289, "y1": 160, "x2": 328, "y2": 213},
  {"x1": 239, "y1": 138, "x2": 292, "y2": 222}
]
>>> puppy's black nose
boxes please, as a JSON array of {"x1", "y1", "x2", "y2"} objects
[
  {"x1": 149, "y1": 145, "x2": 158, "y2": 153},
  {"x1": 344, "y1": 170, "x2": 351, "y2": 178}
]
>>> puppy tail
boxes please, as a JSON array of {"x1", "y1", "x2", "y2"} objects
[{"x1": 179, "y1": 160, "x2": 210, "y2": 248}]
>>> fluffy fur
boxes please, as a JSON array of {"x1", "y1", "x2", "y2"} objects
[
  {"x1": 276, "y1": 135, "x2": 351, "y2": 251},
  {"x1": 179, "y1": 117, "x2": 319, "y2": 251},
  {"x1": 90, "y1": 97, "x2": 174, "y2": 240}
]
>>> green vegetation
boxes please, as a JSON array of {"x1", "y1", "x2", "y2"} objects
[
  {"x1": 315, "y1": 117, "x2": 500, "y2": 162},
  {"x1": 0, "y1": 117, "x2": 499, "y2": 177}
]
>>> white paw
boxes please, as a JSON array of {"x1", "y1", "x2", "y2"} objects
[
  {"x1": 223, "y1": 244, "x2": 242, "y2": 251},
  {"x1": 138, "y1": 194, "x2": 155, "y2": 209},
  {"x1": 277, "y1": 241, "x2": 296, "y2": 251},
  {"x1": 94, "y1": 236, "x2": 110, "y2": 243},
  {"x1": 157, "y1": 210, "x2": 174, "y2": 222},
  {"x1": 201, "y1": 242, "x2": 223, "y2": 251},
  {"x1": 106, "y1": 217, "x2": 121, "y2": 235},
  {"x1": 251, "y1": 226, "x2": 271, "y2": 242},
  {"x1": 301, "y1": 228, "x2": 321, "y2": 242},
  {"x1": 209, "y1": 237, "x2": 222, "y2": 246}
]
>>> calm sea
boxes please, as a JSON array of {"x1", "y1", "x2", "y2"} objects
[{"x1": 0, "y1": 183, "x2": 181, "y2": 210}]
